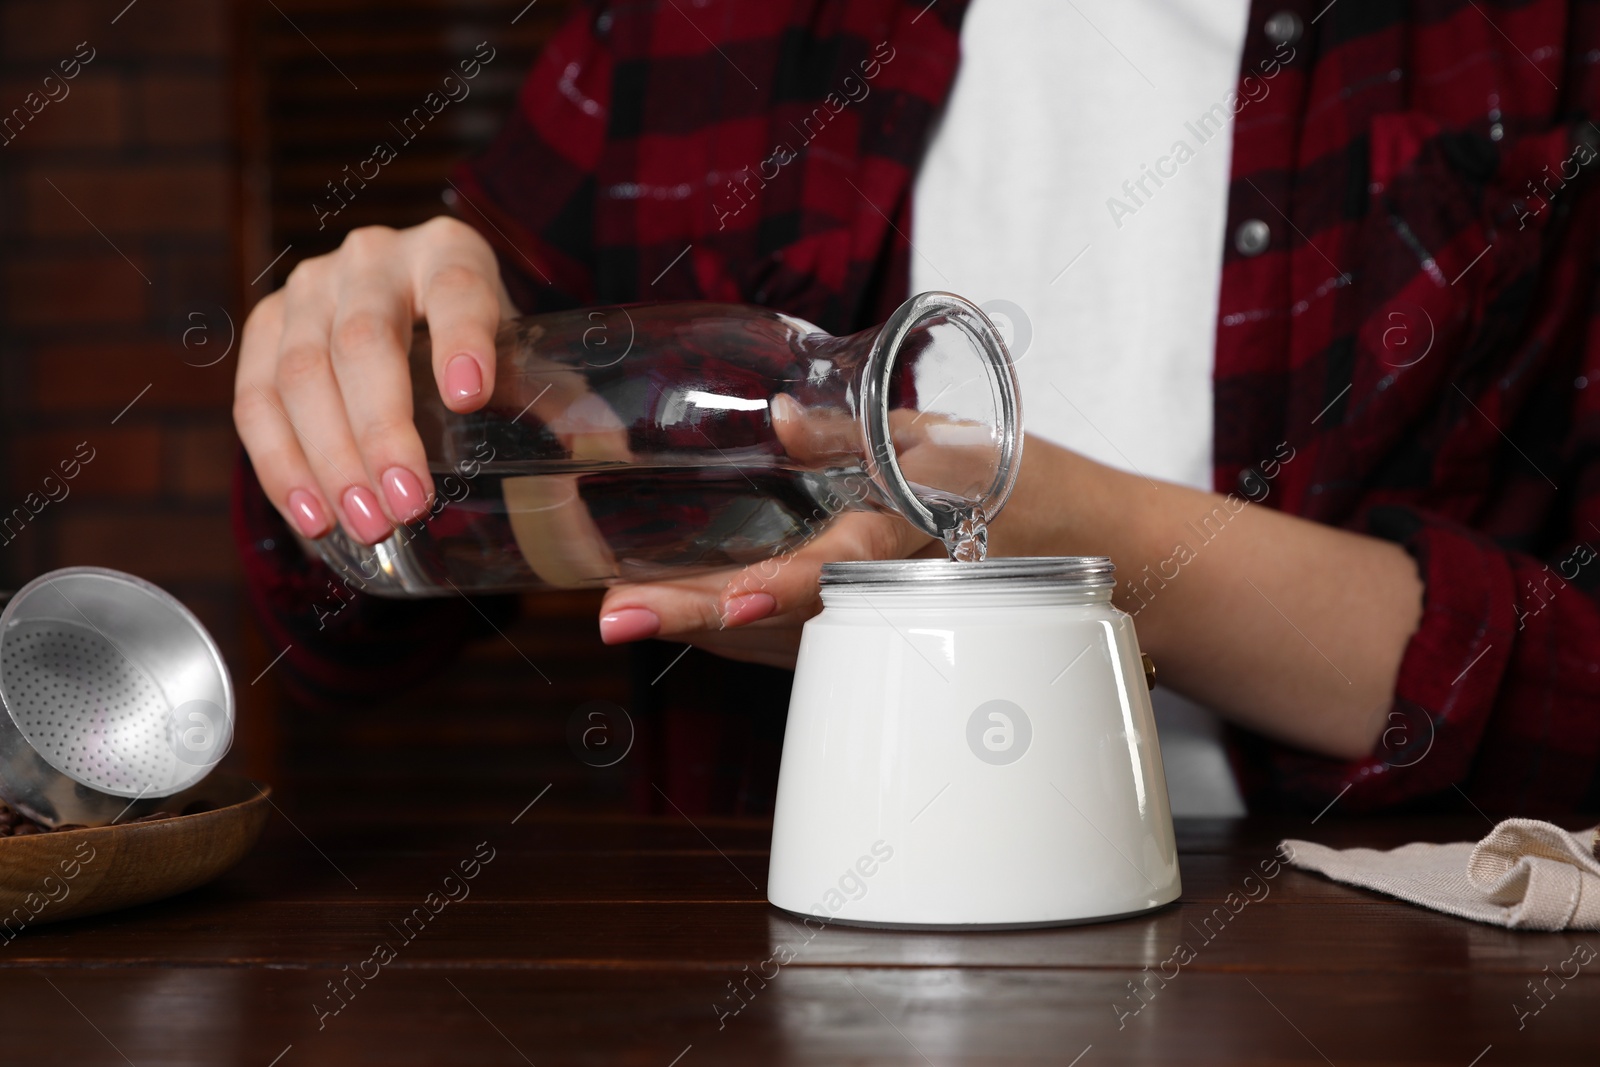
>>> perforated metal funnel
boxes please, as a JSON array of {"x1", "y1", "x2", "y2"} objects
[{"x1": 0, "y1": 567, "x2": 233, "y2": 827}]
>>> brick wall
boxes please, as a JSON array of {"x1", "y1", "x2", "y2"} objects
[{"x1": 0, "y1": 0, "x2": 242, "y2": 661}]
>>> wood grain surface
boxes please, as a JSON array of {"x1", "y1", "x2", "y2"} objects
[{"x1": 0, "y1": 783, "x2": 1595, "y2": 1065}]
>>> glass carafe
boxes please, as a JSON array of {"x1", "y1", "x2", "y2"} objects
[{"x1": 305, "y1": 291, "x2": 1022, "y2": 596}]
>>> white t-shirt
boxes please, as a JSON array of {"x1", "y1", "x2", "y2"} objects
[{"x1": 910, "y1": 0, "x2": 1252, "y2": 814}]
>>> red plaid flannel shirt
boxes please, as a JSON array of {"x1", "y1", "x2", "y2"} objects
[{"x1": 238, "y1": 0, "x2": 1600, "y2": 815}]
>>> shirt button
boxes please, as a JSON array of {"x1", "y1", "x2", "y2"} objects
[
  {"x1": 1235, "y1": 219, "x2": 1271, "y2": 256},
  {"x1": 1263, "y1": 11, "x2": 1303, "y2": 45}
]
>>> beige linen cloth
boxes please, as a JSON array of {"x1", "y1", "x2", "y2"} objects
[{"x1": 1282, "y1": 820, "x2": 1600, "y2": 930}]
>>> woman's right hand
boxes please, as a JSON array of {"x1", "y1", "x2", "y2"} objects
[{"x1": 234, "y1": 216, "x2": 518, "y2": 545}]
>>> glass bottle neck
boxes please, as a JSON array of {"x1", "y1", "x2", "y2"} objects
[{"x1": 794, "y1": 292, "x2": 1022, "y2": 548}]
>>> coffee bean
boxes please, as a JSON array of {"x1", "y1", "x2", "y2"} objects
[
  {"x1": 0, "y1": 800, "x2": 69, "y2": 836},
  {"x1": 0, "y1": 799, "x2": 127, "y2": 836}
]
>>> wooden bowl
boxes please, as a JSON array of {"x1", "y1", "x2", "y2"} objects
[{"x1": 0, "y1": 772, "x2": 270, "y2": 929}]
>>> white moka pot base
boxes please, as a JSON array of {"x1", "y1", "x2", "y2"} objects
[{"x1": 767, "y1": 559, "x2": 1182, "y2": 929}]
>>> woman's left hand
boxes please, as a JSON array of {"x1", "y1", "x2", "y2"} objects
[
  {"x1": 592, "y1": 395, "x2": 1007, "y2": 666},
  {"x1": 596, "y1": 510, "x2": 934, "y2": 669}
]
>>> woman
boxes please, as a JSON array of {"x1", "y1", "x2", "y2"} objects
[{"x1": 233, "y1": 0, "x2": 1600, "y2": 815}]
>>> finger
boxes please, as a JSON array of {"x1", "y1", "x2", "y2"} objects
[
  {"x1": 770, "y1": 393, "x2": 861, "y2": 465},
  {"x1": 327, "y1": 235, "x2": 434, "y2": 523},
  {"x1": 503, "y1": 474, "x2": 620, "y2": 587},
  {"x1": 234, "y1": 291, "x2": 333, "y2": 538},
  {"x1": 513, "y1": 354, "x2": 634, "y2": 462},
  {"x1": 598, "y1": 567, "x2": 728, "y2": 644},
  {"x1": 598, "y1": 511, "x2": 932, "y2": 641},
  {"x1": 886, "y1": 407, "x2": 1005, "y2": 501},
  {"x1": 415, "y1": 231, "x2": 634, "y2": 453},
  {"x1": 410, "y1": 218, "x2": 505, "y2": 414},
  {"x1": 274, "y1": 261, "x2": 392, "y2": 545},
  {"x1": 716, "y1": 511, "x2": 931, "y2": 620},
  {"x1": 774, "y1": 396, "x2": 999, "y2": 500}
]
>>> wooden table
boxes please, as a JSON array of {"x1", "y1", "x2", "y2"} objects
[{"x1": 3, "y1": 791, "x2": 1595, "y2": 1065}]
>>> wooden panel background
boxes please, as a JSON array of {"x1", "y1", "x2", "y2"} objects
[
  {"x1": 239, "y1": 0, "x2": 659, "y2": 814},
  {"x1": 0, "y1": 0, "x2": 241, "y2": 639},
  {"x1": 0, "y1": 0, "x2": 764, "y2": 817}
]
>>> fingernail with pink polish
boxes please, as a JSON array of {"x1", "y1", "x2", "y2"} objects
[
  {"x1": 287, "y1": 489, "x2": 328, "y2": 537},
  {"x1": 341, "y1": 485, "x2": 392, "y2": 544},
  {"x1": 722, "y1": 592, "x2": 776, "y2": 627},
  {"x1": 445, "y1": 354, "x2": 482, "y2": 403},
  {"x1": 599, "y1": 607, "x2": 660, "y2": 644},
  {"x1": 381, "y1": 466, "x2": 428, "y2": 522}
]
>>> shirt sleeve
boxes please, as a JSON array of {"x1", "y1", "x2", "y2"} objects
[
  {"x1": 448, "y1": 5, "x2": 614, "y2": 311},
  {"x1": 1236, "y1": 315, "x2": 1600, "y2": 818}
]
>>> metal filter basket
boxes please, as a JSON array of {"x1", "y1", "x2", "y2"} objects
[{"x1": 0, "y1": 567, "x2": 234, "y2": 827}]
